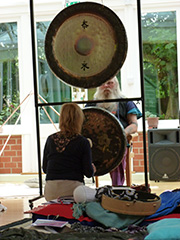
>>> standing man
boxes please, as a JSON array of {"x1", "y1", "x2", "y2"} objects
[{"x1": 86, "y1": 76, "x2": 142, "y2": 186}]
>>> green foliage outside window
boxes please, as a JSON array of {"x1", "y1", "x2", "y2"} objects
[
  {"x1": 142, "y1": 11, "x2": 178, "y2": 119},
  {"x1": 0, "y1": 22, "x2": 19, "y2": 125},
  {"x1": 0, "y1": 92, "x2": 20, "y2": 125}
]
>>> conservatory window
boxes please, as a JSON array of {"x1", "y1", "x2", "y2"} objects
[
  {"x1": 0, "y1": 22, "x2": 19, "y2": 125},
  {"x1": 142, "y1": 11, "x2": 178, "y2": 119},
  {"x1": 36, "y1": 21, "x2": 71, "y2": 124}
]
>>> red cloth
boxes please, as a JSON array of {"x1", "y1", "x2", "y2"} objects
[{"x1": 25, "y1": 203, "x2": 93, "y2": 222}]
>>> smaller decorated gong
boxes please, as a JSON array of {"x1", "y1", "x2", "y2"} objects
[{"x1": 82, "y1": 107, "x2": 126, "y2": 176}]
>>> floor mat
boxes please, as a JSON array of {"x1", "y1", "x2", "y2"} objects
[
  {"x1": 0, "y1": 218, "x2": 32, "y2": 231},
  {"x1": 0, "y1": 227, "x2": 148, "y2": 240}
]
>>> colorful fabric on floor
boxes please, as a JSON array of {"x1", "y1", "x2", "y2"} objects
[
  {"x1": 31, "y1": 213, "x2": 100, "y2": 227},
  {"x1": 95, "y1": 185, "x2": 138, "y2": 201},
  {"x1": 146, "y1": 213, "x2": 180, "y2": 222},
  {"x1": 145, "y1": 218, "x2": 180, "y2": 240},
  {"x1": 0, "y1": 227, "x2": 148, "y2": 240},
  {"x1": 145, "y1": 189, "x2": 180, "y2": 220},
  {"x1": 85, "y1": 201, "x2": 144, "y2": 229},
  {"x1": 25, "y1": 203, "x2": 93, "y2": 222}
]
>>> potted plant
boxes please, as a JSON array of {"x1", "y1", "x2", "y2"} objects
[{"x1": 145, "y1": 111, "x2": 159, "y2": 129}]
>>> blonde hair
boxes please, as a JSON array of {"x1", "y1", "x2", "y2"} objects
[{"x1": 59, "y1": 103, "x2": 84, "y2": 134}]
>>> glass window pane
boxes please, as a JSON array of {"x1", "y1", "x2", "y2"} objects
[
  {"x1": 0, "y1": 22, "x2": 20, "y2": 125},
  {"x1": 36, "y1": 21, "x2": 71, "y2": 124},
  {"x1": 142, "y1": 11, "x2": 178, "y2": 119}
]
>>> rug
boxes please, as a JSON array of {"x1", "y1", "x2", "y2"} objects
[
  {"x1": 0, "y1": 218, "x2": 32, "y2": 231},
  {"x1": 0, "y1": 227, "x2": 148, "y2": 240},
  {"x1": 0, "y1": 218, "x2": 148, "y2": 239}
]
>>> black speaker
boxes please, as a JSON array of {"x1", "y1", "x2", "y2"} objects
[{"x1": 148, "y1": 129, "x2": 180, "y2": 181}]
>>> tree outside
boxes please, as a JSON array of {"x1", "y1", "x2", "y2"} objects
[{"x1": 142, "y1": 11, "x2": 178, "y2": 119}]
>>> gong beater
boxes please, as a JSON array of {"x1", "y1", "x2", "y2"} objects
[
  {"x1": 45, "y1": 2, "x2": 128, "y2": 88},
  {"x1": 82, "y1": 107, "x2": 126, "y2": 176}
]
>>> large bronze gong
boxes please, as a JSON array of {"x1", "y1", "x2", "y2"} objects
[
  {"x1": 82, "y1": 107, "x2": 126, "y2": 176},
  {"x1": 45, "y1": 2, "x2": 128, "y2": 89}
]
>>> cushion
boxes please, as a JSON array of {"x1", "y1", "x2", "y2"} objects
[
  {"x1": 73, "y1": 185, "x2": 96, "y2": 203},
  {"x1": 145, "y1": 218, "x2": 180, "y2": 240}
]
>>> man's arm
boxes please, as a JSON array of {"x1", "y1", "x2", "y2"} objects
[{"x1": 124, "y1": 114, "x2": 138, "y2": 138}]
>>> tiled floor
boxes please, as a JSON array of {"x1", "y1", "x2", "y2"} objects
[{"x1": 0, "y1": 173, "x2": 180, "y2": 226}]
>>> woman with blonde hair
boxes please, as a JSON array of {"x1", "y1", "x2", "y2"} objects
[{"x1": 42, "y1": 103, "x2": 96, "y2": 201}]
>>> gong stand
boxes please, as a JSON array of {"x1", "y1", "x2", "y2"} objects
[{"x1": 29, "y1": 0, "x2": 148, "y2": 209}]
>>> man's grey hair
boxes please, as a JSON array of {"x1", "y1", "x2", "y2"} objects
[{"x1": 94, "y1": 76, "x2": 125, "y2": 100}]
